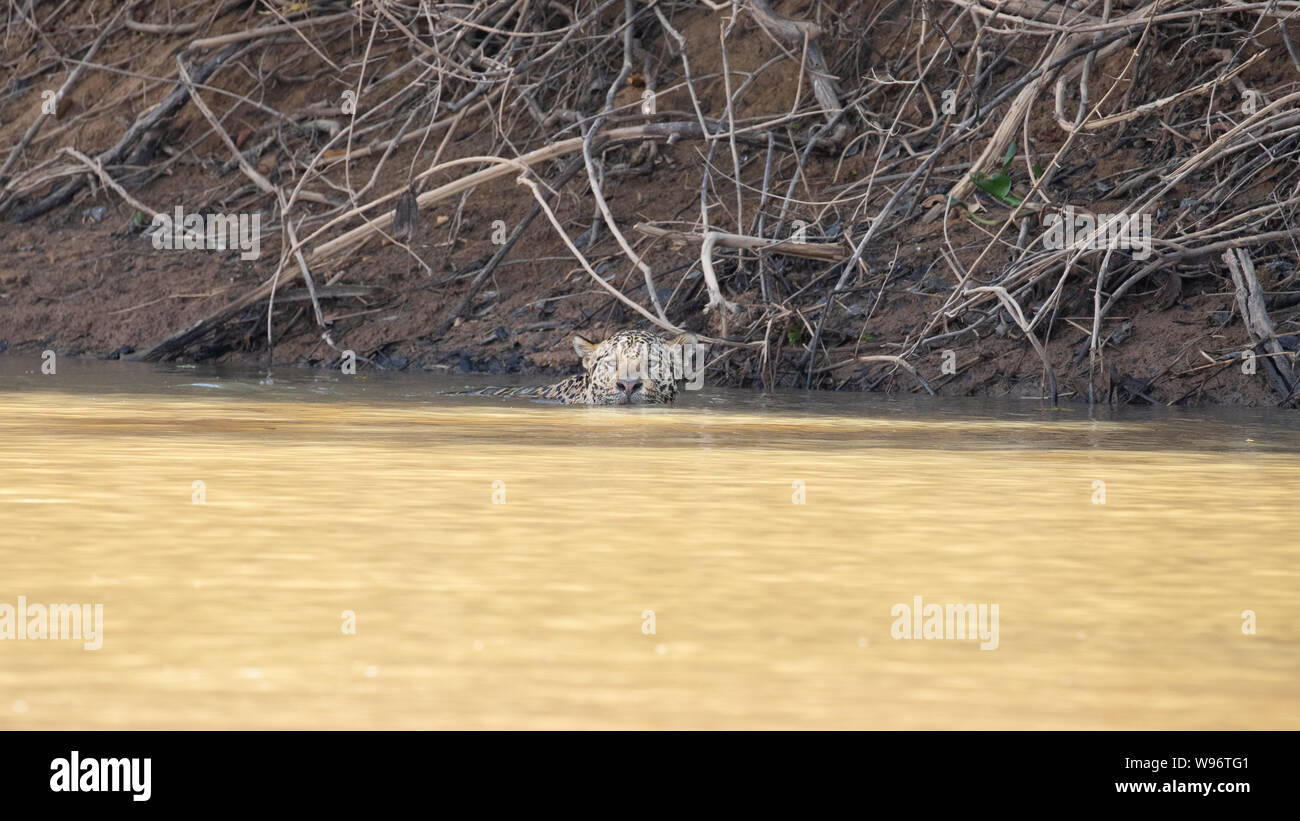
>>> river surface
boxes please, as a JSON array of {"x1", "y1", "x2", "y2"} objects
[{"x1": 1, "y1": 357, "x2": 1297, "y2": 729}]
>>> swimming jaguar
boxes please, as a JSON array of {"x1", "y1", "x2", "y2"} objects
[{"x1": 458, "y1": 329, "x2": 701, "y2": 405}]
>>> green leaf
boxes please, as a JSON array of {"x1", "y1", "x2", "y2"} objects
[
  {"x1": 949, "y1": 199, "x2": 1000, "y2": 225},
  {"x1": 971, "y1": 171, "x2": 1022, "y2": 207},
  {"x1": 1000, "y1": 141, "x2": 1017, "y2": 170},
  {"x1": 962, "y1": 207, "x2": 1000, "y2": 226},
  {"x1": 1031, "y1": 163, "x2": 1044, "y2": 179},
  {"x1": 972, "y1": 171, "x2": 1008, "y2": 199}
]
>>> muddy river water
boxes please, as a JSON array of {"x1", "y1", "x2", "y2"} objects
[{"x1": 1, "y1": 358, "x2": 1297, "y2": 728}]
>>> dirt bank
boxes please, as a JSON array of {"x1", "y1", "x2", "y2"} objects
[{"x1": 1, "y1": 1, "x2": 1297, "y2": 407}]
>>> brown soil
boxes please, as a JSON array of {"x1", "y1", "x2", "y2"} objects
[{"x1": 1, "y1": 1, "x2": 1297, "y2": 407}]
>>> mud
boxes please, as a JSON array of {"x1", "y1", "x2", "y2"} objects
[{"x1": 1, "y1": 1, "x2": 1295, "y2": 407}]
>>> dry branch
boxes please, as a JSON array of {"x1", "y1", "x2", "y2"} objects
[
  {"x1": 7, "y1": 0, "x2": 1299, "y2": 405},
  {"x1": 1224, "y1": 249, "x2": 1297, "y2": 405},
  {"x1": 2, "y1": 41, "x2": 244, "y2": 222},
  {"x1": 635, "y1": 222, "x2": 848, "y2": 262},
  {"x1": 307, "y1": 122, "x2": 715, "y2": 264}
]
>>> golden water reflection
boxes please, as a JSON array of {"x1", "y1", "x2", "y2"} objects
[{"x1": 1, "y1": 362, "x2": 1297, "y2": 728}]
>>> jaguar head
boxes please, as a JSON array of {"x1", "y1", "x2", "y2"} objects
[{"x1": 572, "y1": 330, "x2": 701, "y2": 405}]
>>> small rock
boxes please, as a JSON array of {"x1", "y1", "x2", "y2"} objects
[{"x1": 1110, "y1": 321, "x2": 1134, "y2": 346}]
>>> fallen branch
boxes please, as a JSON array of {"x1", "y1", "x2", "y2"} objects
[
  {"x1": 699, "y1": 232, "x2": 743, "y2": 317},
  {"x1": 306, "y1": 122, "x2": 715, "y2": 264},
  {"x1": 3, "y1": 41, "x2": 244, "y2": 222},
  {"x1": 427, "y1": 154, "x2": 589, "y2": 340},
  {"x1": 964, "y1": 285, "x2": 1058, "y2": 405},
  {"x1": 634, "y1": 222, "x2": 848, "y2": 262},
  {"x1": 0, "y1": 4, "x2": 127, "y2": 186},
  {"x1": 1223, "y1": 248, "x2": 1297, "y2": 405},
  {"x1": 749, "y1": 0, "x2": 844, "y2": 126},
  {"x1": 856, "y1": 355, "x2": 935, "y2": 396}
]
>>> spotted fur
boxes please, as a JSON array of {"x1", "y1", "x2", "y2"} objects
[{"x1": 458, "y1": 329, "x2": 699, "y2": 405}]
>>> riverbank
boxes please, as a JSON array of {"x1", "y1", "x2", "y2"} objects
[{"x1": 1, "y1": 1, "x2": 1297, "y2": 406}]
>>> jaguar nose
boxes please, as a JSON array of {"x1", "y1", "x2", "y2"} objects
[{"x1": 617, "y1": 379, "x2": 642, "y2": 395}]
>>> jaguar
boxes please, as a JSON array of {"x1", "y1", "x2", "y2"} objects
[{"x1": 458, "y1": 329, "x2": 700, "y2": 405}]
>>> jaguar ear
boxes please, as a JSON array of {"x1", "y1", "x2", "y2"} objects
[
  {"x1": 663, "y1": 331, "x2": 698, "y2": 352},
  {"x1": 664, "y1": 332, "x2": 705, "y2": 385},
  {"x1": 663, "y1": 332, "x2": 703, "y2": 364},
  {"x1": 572, "y1": 334, "x2": 598, "y2": 366}
]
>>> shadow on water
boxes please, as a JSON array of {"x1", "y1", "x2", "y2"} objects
[{"x1": 3, "y1": 356, "x2": 1299, "y2": 454}]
